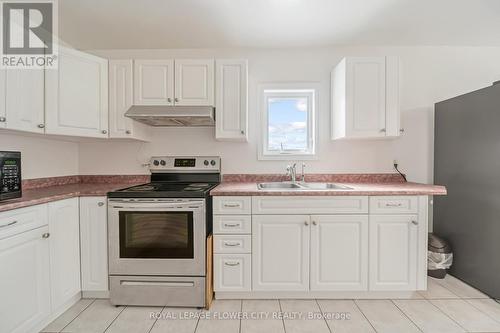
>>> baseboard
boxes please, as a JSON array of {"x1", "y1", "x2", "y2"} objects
[
  {"x1": 215, "y1": 290, "x2": 423, "y2": 299},
  {"x1": 33, "y1": 292, "x2": 81, "y2": 333},
  {"x1": 82, "y1": 290, "x2": 110, "y2": 299}
]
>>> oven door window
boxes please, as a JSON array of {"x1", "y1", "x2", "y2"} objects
[{"x1": 119, "y1": 211, "x2": 194, "y2": 258}]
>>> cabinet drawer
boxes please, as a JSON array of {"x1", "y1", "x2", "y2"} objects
[
  {"x1": 252, "y1": 196, "x2": 368, "y2": 214},
  {"x1": 213, "y1": 235, "x2": 251, "y2": 254},
  {"x1": 0, "y1": 204, "x2": 48, "y2": 240},
  {"x1": 213, "y1": 196, "x2": 251, "y2": 215},
  {"x1": 214, "y1": 254, "x2": 251, "y2": 291},
  {"x1": 370, "y1": 196, "x2": 418, "y2": 214},
  {"x1": 213, "y1": 215, "x2": 251, "y2": 234}
]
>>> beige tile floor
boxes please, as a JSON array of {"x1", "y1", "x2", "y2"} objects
[{"x1": 41, "y1": 275, "x2": 500, "y2": 333}]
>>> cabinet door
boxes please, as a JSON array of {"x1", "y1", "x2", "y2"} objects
[
  {"x1": 0, "y1": 226, "x2": 51, "y2": 333},
  {"x1": 369, "y1": 215, "x2": 418, "y2": 291},
  {"x1": 134, "y1": 59, "x2": 174, "y2": 105},
  {"x1": 174, "y1": 59, "x2": 214, "y2": 106},
  {"x1": 345, "y1": 57, "x2": 386, "y2": 138},
  {"x1": 5, "y1": 69, "x2": 45, "y2": 133},
  {"x1": 48, "y1": 198, "x2": 81, "y2": 312},
  {"x1": 215, "y1": 59, "x2": 248, "y2": 141},
  {"x1": 310, "y1": 215, "x2": 368, "y2": 291},
  {"x1": 45, "y1": 47, "x2": 108, "y2": 138},
  {"x1": 109, "y1": 60, "x2": 133, "y2": 138},
  {"x1": 80, "y1": 197, "x2": 108, "y2": 293},
  {"x1": 0, "y1": 69, "x2": 5, "y2": 128},
  {"x1": 252, "y1": 215, "x2": 310, "y2": 291},
  {"x1": 214, "y1": 254, "x2": 251, "y2": 291}
]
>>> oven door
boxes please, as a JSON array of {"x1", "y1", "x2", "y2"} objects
[{"x1": 108, "y1": 199, "x2": 206, "y2": 276}]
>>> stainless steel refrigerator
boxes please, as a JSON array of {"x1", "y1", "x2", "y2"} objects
[{"x1": 434, "y1": 81, "x2": 500, "y2": 299}]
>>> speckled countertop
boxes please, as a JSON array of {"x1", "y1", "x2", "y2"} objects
[
  {"x1": 0, "y1": 175, "x2": 148, "y2": 212},
  {"x1": 210, "y1": 181, "x2": 447, "y2": 196},
  {"x1": 210, "y1": 174, "x2": 446, "y2": 196}
]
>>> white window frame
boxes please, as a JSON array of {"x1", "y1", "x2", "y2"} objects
[{"x1": 258, "y1": 83, "x2": 318, "y2": 160}]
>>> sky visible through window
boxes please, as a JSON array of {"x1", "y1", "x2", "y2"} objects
[{"x1": 268, "y1": 97, "x2": 308, "y2": 151}]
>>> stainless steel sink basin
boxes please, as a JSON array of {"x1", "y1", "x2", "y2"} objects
[
  {"x1": 301, "y1": 183, "x2": 353, "y2": 190},
  {"x1": 257, "y1": 182, "x2": 353, "y2": 190},
  {"x1": 257, "y1": 182, "x2": 302, "y2": 189}
]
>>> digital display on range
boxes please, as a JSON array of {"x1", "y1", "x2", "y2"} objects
[{"x1": 174, "y1": 159, "x2": 196, "y2": 167}]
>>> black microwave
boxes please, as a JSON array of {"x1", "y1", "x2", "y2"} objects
[{"x1": 0, "y1": 151, "x2": 21, "y2": 201}]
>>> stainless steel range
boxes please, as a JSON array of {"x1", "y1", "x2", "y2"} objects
[{"x1": 107, "y1": 156, "x2": 220, "y2": 307}]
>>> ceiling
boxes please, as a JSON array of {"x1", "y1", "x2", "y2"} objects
[{"x1": 58, "y1": 0, "x2": 500, "y2": 49}]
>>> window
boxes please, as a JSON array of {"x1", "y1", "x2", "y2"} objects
[{"x1": 259, "y1": 84, "x2": 317, "y2": 159}]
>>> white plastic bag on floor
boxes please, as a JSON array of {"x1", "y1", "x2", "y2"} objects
[{"x1": 428, "y1": 251, "x2": 453, "y2": 270}]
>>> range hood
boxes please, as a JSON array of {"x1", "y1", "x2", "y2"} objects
[{"x1": 124, "y1": 105, "x2": 215, "y2": 126}]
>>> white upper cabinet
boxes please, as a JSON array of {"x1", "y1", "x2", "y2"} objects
[
  {"x1": 310, "y1": 215, "x2": 369, "y2": 291},
  {"x1": 215, "y1": 59, "x2": 248, "y2": 141},
  {"x1": 108, "y1": 60, "x2": 149, "y2": 140},
  {"x1": 45, "y1": 47, "x2": 109, "y2": 138},
  {"x1": 48, "y1": 198, "x2": 81, "y2": 312},
  {"x1": 332, "y1": 56, "x2": 400, "y2": 139},
  {"x1": 134, "y1": 59, "x2": 174, "y2": 105},
  {"x1": 4, "y1": 69, "x2": 45, "y2": 133},
  {"x1": 252, "y1": 215, "x2": 310, "y2": 291},
  {"x1": 174, "y1": 59, "x2": 214, "y2": 106},
  {"x1": 369, "y1": 215, "x2": 418, "y2": 291}
]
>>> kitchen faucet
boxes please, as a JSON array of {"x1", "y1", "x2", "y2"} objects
[
  {"x1": 286, "y1": 163, "x2": 297, "y2": 183},
  {"x1": 286, "y1": 163, "x2": 306, "y2": 183}
]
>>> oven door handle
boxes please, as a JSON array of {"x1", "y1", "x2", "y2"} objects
[{"x1": 109, "y1": 200, "x2": 204, "y2": 209}]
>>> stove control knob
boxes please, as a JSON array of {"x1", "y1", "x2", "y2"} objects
[
  {"x1": 204, "y1": 160, "x2": 209, "y2": 166},
  {"x1": 210, "y1": 160, "x2": 216, "y2": 166},
  {"x1": 160, "y1": 160, "x2": 166, "y2": 166},
  {"x1": 153, "y1": 160, "x2": 160, "y2": 166}
]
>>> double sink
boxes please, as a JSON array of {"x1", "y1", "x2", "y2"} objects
[{"x1": 257, "y1": 182, "x2": 353, "y2": 191}]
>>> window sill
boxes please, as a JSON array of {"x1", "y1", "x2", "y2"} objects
[{"x1": 257, "y1": 152, "x2": 318, "y2": 161}]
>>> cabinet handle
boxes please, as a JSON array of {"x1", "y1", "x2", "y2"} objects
[
  {"x1": 223, "y1": 203, "x2": 241, "y2": 208},
  {"x1": 102, "y1": 130, "x2": 107, "y2": 134},
  {"x1": 223, "y1": 223, "x2": 240, "y2": 228},
  {"x1": 0, "y1": 220, "x2": 18, "y2": 228},
  {"x1": 380, "y1": 128, "x2": 386, "y2": 133},
  {"x1": 385, "y1": 203, "x2": 402, "y2": 207},
  {"x1": 304, "y1": 221, "x2": 309, "y2": 226},
  {"x1": 174, "y1": 98, "x2": 179, "y2": 103},
  {"x1": 167, "y1": 98, "x2": 172, "y2": 103},
  {"x1": 312, "y1": 221, "x2": 317, "y2": 226},
  {"x1": 240, "y1": 130, "x2": 245, "y2": 135},
  {"x1": 37, "y1": 124, "x2": 45, "y2": 129},
  {"x1": 98, "y1": 202, "x2": 105, "y2": 207},
  {"x1": 224, "y1": 242, "x2": 241, "y2": 247},
  {"x1": 411, "y1": 220, "x2": 418, "y2": 225},
  {"x1": 42, "y1": 233, "x2": 50, "y2": 239},
  {"x1": 0, "y1": 116, "x2": 6, "y2": 122},
  {"x1": 400, "y1": 128, "x2": 405, "y2": 133},
  {"x1": 125, "y1": 130, "x2": 131, "y2": 134},
  {"x1": 224, "y1": 261, "x2": 240, "y2": 267}
]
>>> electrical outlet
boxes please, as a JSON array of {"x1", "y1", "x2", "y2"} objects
[{"x1": 393, "y1": 159, "x2": 398, "y2": 166}]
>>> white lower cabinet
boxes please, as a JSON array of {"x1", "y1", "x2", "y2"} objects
[
  {"x1": 310, "y1": 215, "x2": 368, "y2": 291},
  {"x1": 214, "y1": 195, "x2": 426, "y2": 298},
  {"x1": 214, "y1": 254, "x2": 251, "y2": 291},
  {"x1": 48, "y1": 198, "x2": 81, "y2": 312},
  {"x1": 369, "y1": 215, "x2": 418, "y2": 291},
  {"x1": 79, "y1": 197, "x2": 108, "y2": 295},
  {"x1": 252, "y1": 215, "x2": 310, "y2": 291},
  {"x1": 0, "y1": 226, "x2": 51, "y2": 333}
]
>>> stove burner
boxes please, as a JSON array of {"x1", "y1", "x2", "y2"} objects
[{"x1": 126, "y1": 185, "x2": 158, "y2": 191}]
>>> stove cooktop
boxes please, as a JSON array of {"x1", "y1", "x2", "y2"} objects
[{"x1": 107, "y1": 182, "x2": 219, "y2": 198}]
